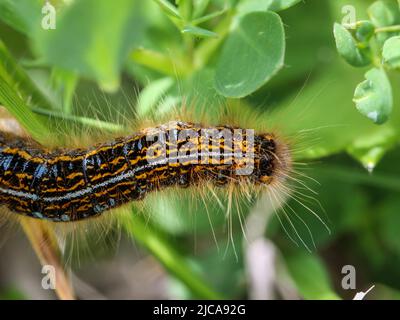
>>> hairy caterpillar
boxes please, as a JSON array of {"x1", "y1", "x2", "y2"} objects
[
  {"x1": 0, "y1": 101, "x2": 328, "y2": 302},
  {"x1": 0, "y1": 120, "x2": 291, "y2": 223}
]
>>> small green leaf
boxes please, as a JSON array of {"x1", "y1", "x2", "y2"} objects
[
  {"x1": 368, "y1": 0, "x2": 400, "y2": 44},
  {"x1": 191, "y1": 8, "x2": 227, "y2": 26},
  {"x1": 368, "y1": 0, "x2": 400, "y2": 27},
  {"x1": 215, "y1": 11, "x2": 285, "y2": 98},
  {"x1": 131, "y1": 48, "x2": 188, "y2": 77},
  {"x1": 31, "y1": 107, "x2": 125, "y2": 133},
  {"x1": 266, "y1": 60, "x2": 400, "y2": 162},
  {"x1": 383, "y1": 36, "x2": 400, "y2": 69},
  {"x1": 347, "y1": 126, "x2": 398, "y2": 171},
  {"x1": 268, "y1": 0, "x2": 303, "y2": 12},
  {"x1": 34, "y1": 0, "x2": 148, "y2": 92},
  {"x1": 0, "y1": 67, "x2": 49, "y2": 142},
  {"x1": 355, "y1": 20, "x2": 375, "y2": 43},
  {"x1": 136, "y1": 77, "x2": 174, "y2": 116},
  {"x1": 50, "y1": 68, "x2": 78, "y2": 114},
  {"x1": 353, "y1": 68, "x2": 393, "y2": 125},
  {"x1": 237, "y1": 0, "x2": 301, "y2": 14},
  {"x1": 0, "y1": 40, "x2": 54, "y2": 111},
  {"x1": 181, "y1": 25, "x2": 218, "y2": 38},
  {"x1": 236, "y1": 0, "x2": 273, "y2": 16},
  {"x1": 153, "y1": 0, "x2": 181, "y2": 19},
  {"x1": 333, "y1": 23, "x2": 372, "y2": 67},
  {"x1": 0, "y1": 0, "x2": 42, "y2": 35},
  {"x1": 178, "y1": 0, "x2": 193, "y2": 21},
  {"x1": 193, "y1": 0, "x2": 210, "y2": 19}
]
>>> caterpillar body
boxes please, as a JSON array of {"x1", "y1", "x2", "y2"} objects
[{"x1": 0, "y1": 121, "x2": 291, "y2": 222}]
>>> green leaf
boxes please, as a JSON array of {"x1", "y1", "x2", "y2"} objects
[
  {"x1": 237, "y1": 0, "x2": 301, "y2": 15},
  {"x1": 31, "y1": 107, "x2": 125, "y2": 133},
  {"x1": 236, "y1": 0, "x2": 271, "y2": 15},
  {"x1": 33, "y1": 0, "x2": 148, "y2": 92},
  {"x1": 214, "y1": 11, "x2": 285, "y2": 98},
  {"x1": 383, "y1": 36, "x2": 400, "y2": 69},
  {"x1": 131, "y1": 48, "x2": 189, "y2": 77},
  {"x1": 191, "y1": 8, "x2": 227, "y2": 26},
  {"x1": 50, "y1": 68, "x2": 78, "y2": 114},
  {"x1": 136, "y1": 77, "x2": 174, "y2": 116},
  {"x1": 0, "y1": 41, "x2": 51, "y2": 142},
  {"x1": 333, "y1": 23, "x2": 372, "y2": 67},
  {"x1": 355, "y1": 20, "x2": 375, "y2": 43},
  {"x1": 284, "y1": 251, "x2": 340, "y2": 300},
  {"x1": 193, "y1": 0, "x2": 210, "y2": 19},
  {"x1": 0, "y1": 67, "x2": 49, "y2": 142},
  {"x1": 181, "y1": 25, "x2": 218, "y2": 38},
  {"x1": 347, "y1": 126, "x2": 398, "y2": 171},
  {"x1": 368, "y1": 0, "x2": 400, "y2": 27},
  {"x1": 368, "y1": 0, "x2": 400, "y2": 44},
  {"x1": 0, "y1": 0, "x2": 42, "y2": 35},
  {"x1": 153, "y1": 0, "x2": 181, "y2": 19},
  {"x1": 353, "y1": 68, "x2": 393, "y2": 124},
  {"x1": 261, "y1": 0, "x2": 332, "y2": 95},
  {"x1": 265, "y1": 60, "x2": 400, "y2": 161},
  {"x1": 268, "y1": 0, "x2": 303, "y2": 12},
  {"x1": 0, "y1": 40, "x2": 54, "y2": 111}
]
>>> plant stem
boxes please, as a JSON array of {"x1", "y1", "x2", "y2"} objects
[
  {"x1": 31, "y1": 107, "x2": 126, "y2": 133},
  {"x1": 21, "y1": 219, "x2": 75, "y2": 300},
  {"x1": 194, "y1": 11, "x2": 233, "y2": 70},
  {"x1": 375, "y1": 25, "x2": 400, "y2": 33}
]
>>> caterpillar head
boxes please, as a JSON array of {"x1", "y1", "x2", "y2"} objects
[{"x1": 256, "y1": 134, "x2": 291, "y2": 185}]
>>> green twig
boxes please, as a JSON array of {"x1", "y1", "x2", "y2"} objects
[
  {"x1": 131, "y1": 48, "x2": 189, "y2": 77},
  {"x1": 192, "y1": 8, "x2": 228, "y2": 26},
  {"x1": 31, "y1": 107, "x2": 125, "y2": 133},
  {"x1": 375, "y1": 25, "x2": 400, "y2": 33}
]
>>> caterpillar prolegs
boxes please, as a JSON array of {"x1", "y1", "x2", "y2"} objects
[{"x1": 0, "y1": 121, "x2": 291, "y2": 222}]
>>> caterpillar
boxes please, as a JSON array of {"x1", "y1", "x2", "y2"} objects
[{"x1": 0, "y1": 120, "x2": 291, "y2": 223}]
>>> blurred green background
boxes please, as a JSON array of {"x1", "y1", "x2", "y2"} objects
[{"x1": 0, "y1": 0, "x2": 400, "y2": 300}]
